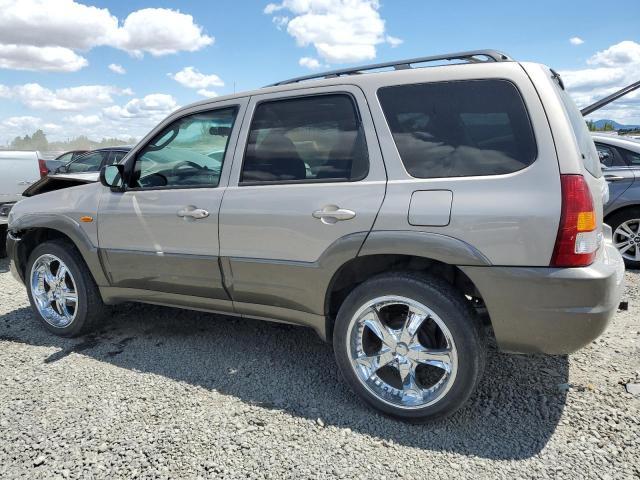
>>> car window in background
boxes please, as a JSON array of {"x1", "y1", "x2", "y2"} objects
[
  {"x1": 619, "y1": 147, "x2": 640, "y2": 166},
  {"x1": 378, "y1": 79, "x2": 536, "y2": 178},
  {"x1": 241, "y1": 94, "x2": 369, "y2": 184},
  {"x1": 108, "y1": 151, "x2": 128, "y2": 165},
  {"x1": 56, "y1": 152, "x2": 74, "y2": 163},
  {"x1": 65, "y1": 151, "x2": 108, "y2": 173},
  {"x1": 595, "y1": 143, "x2": 627, "y2": 167},
  {"x1": 133, "y1": 107, "x2": 237, "y2": 189}
]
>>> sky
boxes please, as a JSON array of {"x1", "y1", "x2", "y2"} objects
[{"x1": 0, "y1": 0, "x2": 639, "y2": 145}]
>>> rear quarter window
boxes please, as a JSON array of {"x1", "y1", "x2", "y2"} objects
[
  {"x1": 555, "y1": 82, "x2": 602, "y2": 178},
  {"x1": 377, "y1": 79, "x2": 537, "y2": 178}
]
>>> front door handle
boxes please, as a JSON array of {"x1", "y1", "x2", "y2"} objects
[
  {"x1": 312, "y1": 205, "x2": 356, "y2": 224},
  {"x1": 604, "y1": 174, "x2": 625, "y2": 182},
  {"x1": 177, "y1": 207, "x2": 210, "y2": 219}
]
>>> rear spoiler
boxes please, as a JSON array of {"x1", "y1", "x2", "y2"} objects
[{"x1": 580, "y1": 79, "x2": 640, "y2": 117}]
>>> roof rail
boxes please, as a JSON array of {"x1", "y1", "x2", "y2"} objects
[{"x1": 267, "y1": 49, "x2": 513, "y2": 87}]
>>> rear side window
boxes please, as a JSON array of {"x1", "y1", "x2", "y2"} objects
[
  {"x1": 241, "y1": 94, "x2": 368, "y2": 184},
  {"x1": 555, "y1": 83, "x2": 602, "y2": 178},
  {"x1": 619, "y1": 146, "x2": 640, "y2": 166},
  {"x1": 595, "y1": 143, "x2": 627, "y2": 167},
  {"x1": 378, "y1": 80, "x2": 537, "y2": 178},
  {"x1": 66, "y1": 151, "x2": 108, "y2": 173}
]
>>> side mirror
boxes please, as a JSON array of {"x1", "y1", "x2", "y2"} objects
[{"x1": 100, "y1": 164, "x2": 125, "y2": 192}]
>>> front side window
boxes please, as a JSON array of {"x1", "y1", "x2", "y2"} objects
[
  {"x1": 619, "y1": 146, "x2": 640, "y2": 166},
  {"x1": 595, "y1": 143, "x2": 626, "y2": 167},
  {"x1": 132, "y1": 107, "x2": 237, "y2": 189},
  {"x1": 378, "y1": 80, "x2": 537, "y2": 178},
  {"x1": 241, "y1": 94, "x2": 368, "y2": 184},
  {"x1": 66, "y1": 151, "x2": 108, "y2": 173}
]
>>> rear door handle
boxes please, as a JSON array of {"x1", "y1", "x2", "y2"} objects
[
  {"x1": 604, "y1": 174, "x2": 625, "y2": 182},
  {"x1": 177, "y1": 207, "x2": 210, "y2": 219},
  {"x1": 312, "y1": 205, "x2": 356, "y2": 224}
]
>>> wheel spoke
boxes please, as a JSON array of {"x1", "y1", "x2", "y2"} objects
[
  {"x1": 399, "y1": 308, "x2": 427, "y2": 345},
  {"x1": 63, "y1": 291, "x2": 78, "y2": 304},
  {"x1": 619, "y1": 222, "x2": 635, "y2": 236},
  {"x1": 361, "y1": 308, "x2": 395, "y2": 348},
  {"x1": 619, "y1": 243, "x2": 634, "y2": 255},
  {"x1": 56, "y1": 264, "x2": 68, "y2": 283},
  {"x1": 409, "y1": 346, "x2": 453, "y2": 373},
  {"x1": 398, "y1": 361, "x2": 422, "y2": 401},
  {"x1": 354, "y1": 349, "x2": 395, "y2": 379}
]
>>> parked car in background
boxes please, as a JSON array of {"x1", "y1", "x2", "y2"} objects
[
  {"x1": 23, "y1": 146, "x2": 131, "y2": 198},
  {"x1": 45, "y1": 150, "x2": 88, "y2": 174},
  {"x1": 5, "y1": 50, "x2": 625, "y2": 421},
  {"x1": 0, "y1": 151, "x2": 47, "y2": 256},
  {"x1": 593, "y1": 134, "x2": 640, "y2": 268}
]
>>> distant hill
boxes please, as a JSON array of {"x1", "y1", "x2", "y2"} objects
[{"x1": 593, "y1": 119, "x2": 640, "y2": 130}]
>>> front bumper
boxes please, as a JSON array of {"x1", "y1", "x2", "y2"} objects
[{"x1": 461, "y1": 235, "x2": 625, "y2": 354}]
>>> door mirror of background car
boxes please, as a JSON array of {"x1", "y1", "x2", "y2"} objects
[{"x1": 100, "y1": 164, "x2": 125, "y2": 192}]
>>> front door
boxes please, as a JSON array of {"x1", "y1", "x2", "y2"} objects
[
  {"x1": 98, "y1": 99, "x2": 247, "y2": 308},
  {"x1": 219, "y1": 86, "x2": 386, "y2": 317}
]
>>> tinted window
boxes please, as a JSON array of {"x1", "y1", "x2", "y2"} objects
[
  {"x1": 66, "y1": 151, "x2": 108, "y2": 173},
  {"x1": 595, "y1": 143, "x2": 627, "y2": 167},
  {"x1": 619, "y1": 146, "x2": 640, "y2": 166},
  {"x1": 57, "y1": 152, "x2": 74, "y2": 163},
  {"x1": 378, "y1": 80, "x2": 536, "y2": 178},
  {"x1": 132, "y1": 107, "x2": 237, "y2": 189},
  {"x1": 241, "y1": 94, "x2": 368, "y2": 184}
]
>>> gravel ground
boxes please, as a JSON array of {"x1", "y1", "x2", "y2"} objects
[{"x1": 0, "y1": 257, "x2": 638, "y2": 479}]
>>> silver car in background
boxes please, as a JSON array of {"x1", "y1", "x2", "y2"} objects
[{"x1": 593, "y1": 134, "x2": 640, "y2": 268}]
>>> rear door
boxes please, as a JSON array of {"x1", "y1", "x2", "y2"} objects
[{"x1": 218, "y1": 85, "x2": 386, "y2": 314}]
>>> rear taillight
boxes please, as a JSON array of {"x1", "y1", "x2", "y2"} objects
[
  {"x1": 38, "y1": 158, "x2": 48, "y2": 178},
  {"x1": 551, "y1": 174, "x2": 598, "y2": 267}
]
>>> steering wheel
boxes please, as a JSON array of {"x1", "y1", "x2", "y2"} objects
[{"x1": 172, "y1": 161, "x2": 205, "y2": 175}]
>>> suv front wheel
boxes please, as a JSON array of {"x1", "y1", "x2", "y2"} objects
[
  {"x1": 26, "y1": 240, "x2": 107, "y2": 337},
  {"x1": 333, "y1": 272, "x2": 485, "y2": 422}
]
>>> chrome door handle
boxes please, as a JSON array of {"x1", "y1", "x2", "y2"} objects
[
  {"x1": 177, "y1": 207, "x2": 209, "y2": 219},
  {"x1": 312, "y1": 205, "x2": 356, "y2": 224},
  {"x1": 17, "y1": 180, "x2": 33, "y2": 185},
  {"x1": 604, "y1": 174, "x2": 625, "y2": 182}
]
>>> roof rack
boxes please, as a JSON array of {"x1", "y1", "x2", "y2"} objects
[{"x1": 267, "y1": 49, "x2": 513, "y2": 87}]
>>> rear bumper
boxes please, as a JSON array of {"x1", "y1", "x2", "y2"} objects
[{"x1": 461, "y1": 237, "x2": 625, "y2": 354}]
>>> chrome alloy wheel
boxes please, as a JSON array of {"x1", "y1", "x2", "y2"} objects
[
  {"x1": 347, "y1": 296, "x2": 458, "y2": 409},
  {"x1": 30, "y1": 254, "x2": 78, "y2": 328},
  {"x1": 614, "y1": 218, "x2": 640, "y2": 262}
]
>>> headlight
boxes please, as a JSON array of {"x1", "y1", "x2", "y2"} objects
[{"x1": 0, "y1": 203, "x2": 15, "y2": 218}]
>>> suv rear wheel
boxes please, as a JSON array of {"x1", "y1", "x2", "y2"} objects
[
  {"x1": 26, "y1": 240, "x2": 107, "y2": 337},
  {"x1": 333, "y1": 272, "x2": 485, "y2": 422},
  {"x1": 609, "y1": 207, "x2": 640, "y2": 269}
]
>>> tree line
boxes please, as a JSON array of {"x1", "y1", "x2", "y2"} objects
[{"x1": 3, "y1": 130, "x2": 136, "y2": 152}]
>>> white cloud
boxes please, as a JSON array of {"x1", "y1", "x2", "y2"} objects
[
  {"x1": 386, "y1": 35, "x2": 403, "y2": 47},
  {"x1": 569, "y1": 37, "x2": 584, "y2": 46},
  {"x1": 170, "y1": 66, "x2": 224, "y2": 89},
  {"x1": 299, "y1": 57, "x2": 322, "y2": 69},
  {"x1": 587, "y1": 40, "x2": 640, "y2": 67},
  {"x1": 196, "y1": 89, "x2": 218, "y2": 98},
  {"x1": 2, "y1": 115, "x2": 42, "y2": 130},
  {"x1": 265, "y1": 0, "x2": 401, "y2": 64},
  {"x1": 113, "y1": 8, "x2": 213, "y2": 57},
  {"x1": 0, "y1": 44, "x2": 87, "y2": 72},
  {"x1": 103, "y1": 93, "x2": 178, "y2": 120},
  {"x1": 65, "y1": 114, "x2": 101, "y2": 126},
  {"x1": 0, "y1": 82, "x2": 132, "y2": 111},
  {"x1": 0, "y1": 1, "x2": 213, "y2": 72},
  {"x1": 108, "y1": 63, "x2": 126, "y2": 74},
  {"x1": 562, "y1": 40, "x2": 640, "y2": 124}
]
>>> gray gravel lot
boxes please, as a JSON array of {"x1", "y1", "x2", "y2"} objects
[{"x1": 0, "y1": 257, "x2": 638, "y2": 479}]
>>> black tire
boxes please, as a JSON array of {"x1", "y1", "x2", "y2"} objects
[
  {"x1": 607, "y1": 207, "x2": 640, "y2": 269},
  {"x1": 25, "y1": 240, "x2": 107, "y2": 337},
  {"x1": 333, "y1": 272, "x2": 485, "y2": 422},
  {"x1": 0, "y1": 224, "x2": 7, "y2": 258}
]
